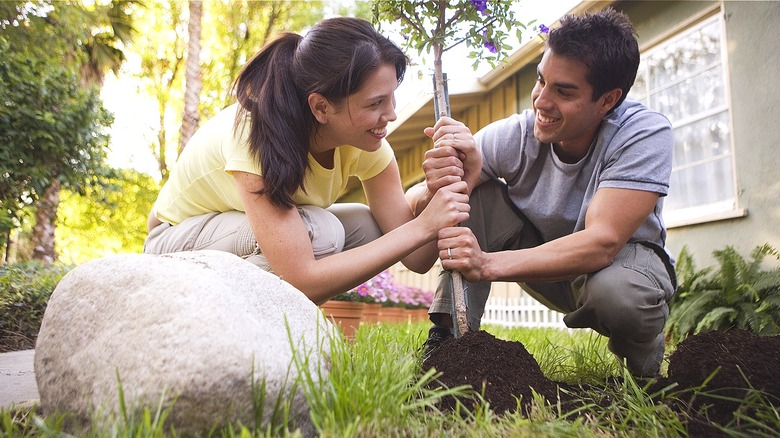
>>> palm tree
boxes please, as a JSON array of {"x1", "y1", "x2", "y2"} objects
[{"x1": 179, "y1": 0, "x2": 203, "y2": 155}]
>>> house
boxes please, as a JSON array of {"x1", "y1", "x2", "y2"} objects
[{"x1": 340, "y1": 0, "x2": 780, "y2": 324}]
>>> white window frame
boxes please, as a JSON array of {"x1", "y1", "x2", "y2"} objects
[{"x1": 630, "y1": 8, "x2": 746, "y2": 229}]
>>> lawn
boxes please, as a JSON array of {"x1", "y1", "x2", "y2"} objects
[{"x1": 3, "y1": 321, "x2": 778, "y2": 437}]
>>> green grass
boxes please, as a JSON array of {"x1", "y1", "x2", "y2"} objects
[{"x1": 1, "y1": 322, "x2": 777, "y2": 437}]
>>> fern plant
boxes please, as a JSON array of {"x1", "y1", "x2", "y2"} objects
[{"x1": 666, "y1": 244, "x2": 780, "y2": 344}]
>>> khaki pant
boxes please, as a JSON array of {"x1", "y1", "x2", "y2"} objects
[
  {"x1": 144, "y1": 204, "x2": 382, "y2": 272},
  {"x1": 429, "y1": 180, "x2": 676, "y2": 376}
]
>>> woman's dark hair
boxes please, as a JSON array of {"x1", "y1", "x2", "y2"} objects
[
  {"x1": 547, "y1": 8, "x2": 639, "y2": 112},
  {"x1": 232, "y1": 17, "x2": 409, "y2": 208}
]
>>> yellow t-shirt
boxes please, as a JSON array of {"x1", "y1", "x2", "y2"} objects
[{"x1": 153, "y1": 104, "x2": 394, "y2": 225}]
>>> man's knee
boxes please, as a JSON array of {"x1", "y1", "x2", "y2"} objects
[{"x1": 579, "y1": 269, "x2": 668, "y2": 339}]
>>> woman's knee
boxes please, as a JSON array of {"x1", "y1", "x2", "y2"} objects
[
  {"x1": 327, "y1": 203, "x2": 381, "y2": 249},
  {"x1": 298, "y1": 205, "x2": 346, "y2": 258}
]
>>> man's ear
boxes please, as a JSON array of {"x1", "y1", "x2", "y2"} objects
[
  {"x1": 600, "y1": 88, "x2": 623, "y2": 115},
  {"x1": 308, "y1": 93, "x2": 330, "y2": 124}
]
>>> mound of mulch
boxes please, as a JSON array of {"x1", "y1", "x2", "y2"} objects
[
  {"x1": 422, "y1": 329, "x2": 780, "y2": 435},
  {"x1": 652, "y1": 329, "x2": 780, "y2": 437},
  {"x1": 422, "y1": 330, "x2": 569, "y2": 415}
]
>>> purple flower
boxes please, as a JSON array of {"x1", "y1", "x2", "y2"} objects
[
  {"x1": 539, "y1": 24, "x2": 549, "y2": 34},
  {"x1": 482, "y1": 29, "x2": 498, "y2": 54},
  {"x1": 469, "y1": 0, "x2": 488, "y2": 16},
  {"x1": 355, "y1": 284, "x2": 371, "y2": 297}
]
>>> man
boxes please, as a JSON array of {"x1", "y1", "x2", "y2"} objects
[{"x1": 408, "y1": 8, "x2": 676, "y2": 377}]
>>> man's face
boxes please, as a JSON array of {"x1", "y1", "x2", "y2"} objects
[{"x1": 531, "y1": 49, "x2": 618, "y2": 162}]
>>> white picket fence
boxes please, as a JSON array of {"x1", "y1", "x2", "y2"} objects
[
  {"x1": 482, "y1": 295, "x2": 567, "y2": 329},
  {"x1": 390, "y1": 263, "x2": 567, "y2": 329}
]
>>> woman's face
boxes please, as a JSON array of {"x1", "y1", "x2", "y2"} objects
[{"x1": 321, "y1": 63, "x2": 399, "y2": 152}]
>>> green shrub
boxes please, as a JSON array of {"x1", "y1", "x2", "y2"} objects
[
  {"x1": 666, "y1": 244, "x2": 780, "y2": 344},
  {"x1": 0, "y1": 261, "x2": 72, "y2": 352}
]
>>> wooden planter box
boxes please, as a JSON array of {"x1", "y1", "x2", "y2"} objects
[{"x1": 319, "y1": 301, "x2": 364, "y2": 339}]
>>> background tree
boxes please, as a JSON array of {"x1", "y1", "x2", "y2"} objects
[
  {"x1": 132, "y1": 0, "x2": 187, "y2": 182},
  {"x1": 198, "y1": 0, "x2": 327, "y2": 115},
  {"x1": 179, "y1": 0, "x2": 202, "y2": 154},
  {"x1": 32, "y1": 0, "x2": 135, "y2": 262},
  {"x1": 56, "y1": 169, "x2": 159, "y2": 264},
  {"x1": 0, "y1": 40, "x2": 113, "y2": 263},
  {"x1": 133, "y1": 0, "x2": 326, "y2": 181},
  {"x1": 0, "y1": 0, "x2": 136, "y2": 263}
]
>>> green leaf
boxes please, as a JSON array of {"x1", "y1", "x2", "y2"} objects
[{"x1": 695, "y1": 307, "x2": 737, "y2": 334}]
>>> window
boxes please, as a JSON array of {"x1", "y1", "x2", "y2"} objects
[{"x1": 629, "y1": 15, "x2": 739, "y2": 227}]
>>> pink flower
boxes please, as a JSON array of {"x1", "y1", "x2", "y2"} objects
[{"x1": 346, "y1": 269, "x2": 433, "y2": 308}]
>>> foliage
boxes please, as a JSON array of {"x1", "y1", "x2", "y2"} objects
[
  {"x1": 74, "y1": 0, "x2": 138, "y2": 86},
  {"x1": 372, "y1": 0, "x2": 531, "y2": 71},
  {"x1": 56, "y1": 169, "x2": 160, "y2": 265},
  {"x1": 0, "y1": 0, "x2": 136, "y2": 83},
  {"x1": 0, "y1": 261, "x2": 71, "y2": 352},
  {"x1": 330, "y1": 288, "x2": 374, "y2": 303},
  {"x1": 0, "y1": 0, "x2": 133, "y2": 261},
  {"x1": 0, "y1": 38, "x2": 114, "y2": 255},
  {"x1": 666, "y1": 244, "x2": 780, "y2": 344}
]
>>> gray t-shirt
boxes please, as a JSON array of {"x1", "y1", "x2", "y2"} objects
[{"x1": 476, "y1": 99, "x2": 673, "y2": 248}]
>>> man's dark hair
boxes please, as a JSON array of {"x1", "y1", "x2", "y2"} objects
[{"x1": 547, "y1": 7, "x2": 639, "y2": 110}]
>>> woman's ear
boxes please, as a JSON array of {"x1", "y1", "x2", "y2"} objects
[{"x1": 308, "y1": 93, "x2": 330, "y2": 124}]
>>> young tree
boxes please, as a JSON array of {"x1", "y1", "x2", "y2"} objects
[
  {"x1": 373, "y1": 0, "x2": 529, "y2": 119},
  {"x1": 372, "y1": 0, "x2": 533, "y2": 335}
]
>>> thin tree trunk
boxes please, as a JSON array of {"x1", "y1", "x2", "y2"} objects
[
  {"x1": 179, "y1": 0, "x2": 203, "y2": 156},
  {"x1": 31, "y1": 179, "x2": 60, "y2": 264},
  {"x1": 433, "y1": 20, "x2": 468, "y2": 337},
  {"x1": 2, "y1": 228, "x2": 10, "y2": 264},
  {"x1": 157, "y1": 99, "x2": 169, "y2": 183}
]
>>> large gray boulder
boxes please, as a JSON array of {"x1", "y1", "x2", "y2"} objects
[{"x1": 34, "y1": 250, "x2": 334, "y2": 435}]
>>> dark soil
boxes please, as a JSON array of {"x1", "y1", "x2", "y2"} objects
[{"x1": 422, "y1": 329, "x2": 780, "y2": 436}]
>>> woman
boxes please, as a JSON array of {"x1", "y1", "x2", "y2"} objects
[{"x1": 144, "y1": 17, "x2": 469, "y2": 304}]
